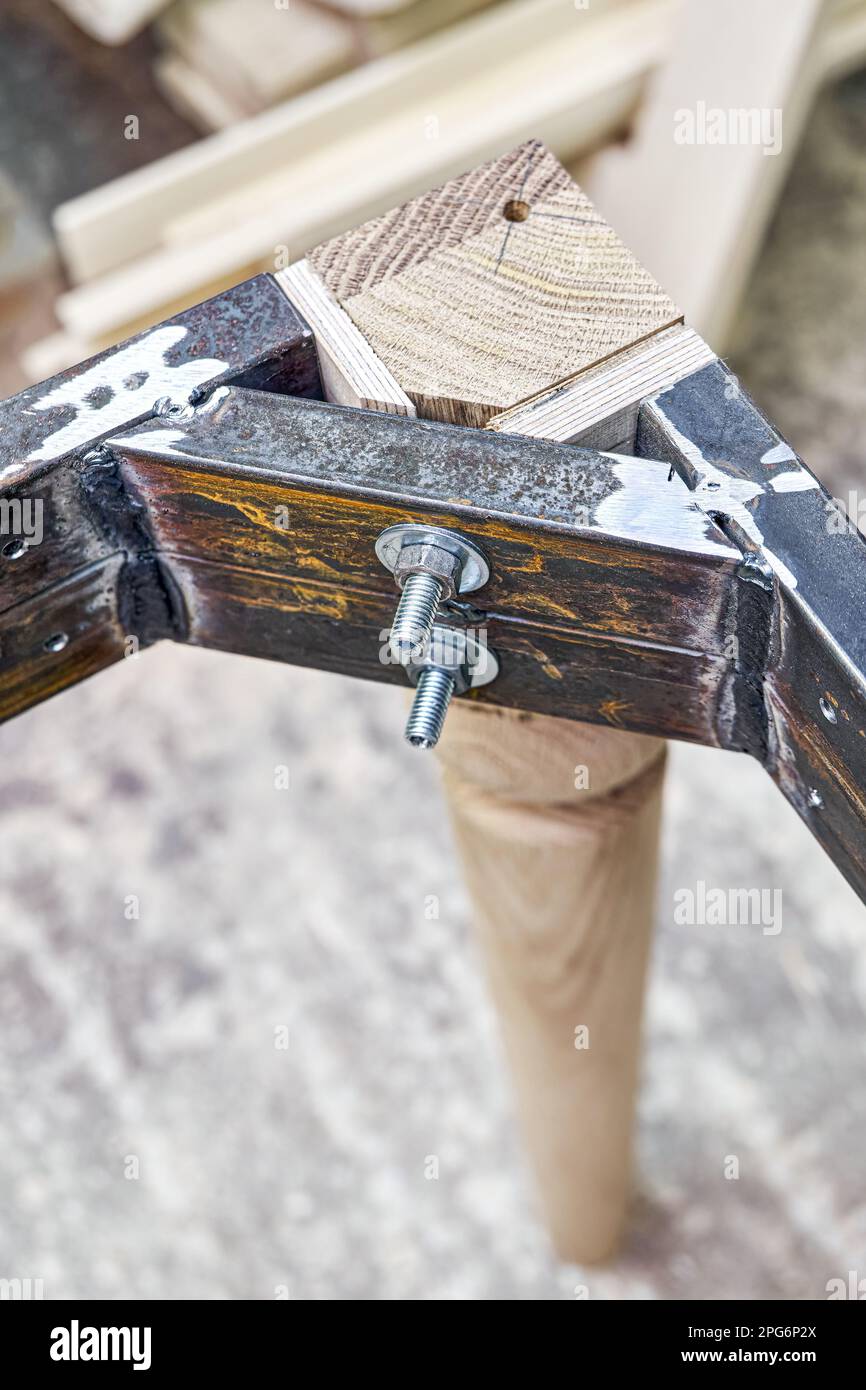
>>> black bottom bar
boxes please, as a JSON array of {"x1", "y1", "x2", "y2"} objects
[{"x1": 3, "y1": 1296, "x2": 862, "y2": 1373}]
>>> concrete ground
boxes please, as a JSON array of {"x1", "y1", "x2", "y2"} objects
[{"x1": 1, "y1": 55, "x2": 865, "y2": 1298}]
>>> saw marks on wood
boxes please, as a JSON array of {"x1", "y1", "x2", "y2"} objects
[{"x1": 307, "y1": 140, "x2": 682, "y2": 426}]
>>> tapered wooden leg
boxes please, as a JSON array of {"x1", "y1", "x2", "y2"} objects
[{"x1": 436, "y1": 702, "x2": 666, "y2": 1263}]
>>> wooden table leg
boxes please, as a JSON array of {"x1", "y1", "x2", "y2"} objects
[{"x1": 436, "y1": 702, "x2": 666, "y2": 1262}]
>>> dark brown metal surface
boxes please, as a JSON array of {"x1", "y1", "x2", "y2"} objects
[
  {"x1": 105, "y1": 384, "x2": 743, "y2": 747},
  {"x1": 2, "y1": 275, "x2": 865, "y2": 904}
]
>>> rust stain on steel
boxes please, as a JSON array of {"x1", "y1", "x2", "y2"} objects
[{"x1": 599, "y1": 698, "x2": 631, "y2": 727}]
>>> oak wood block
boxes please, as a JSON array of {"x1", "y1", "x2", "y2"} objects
[{"x1": 308, "y1": 139, "x2": 681, "y2": 426}]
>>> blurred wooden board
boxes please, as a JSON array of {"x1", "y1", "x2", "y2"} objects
[
  {"x1": 0, "y1": 173, "x2": 56, "y2": 293},
  {"x1": 155, "y1": 0, "x2": 494, "y2": 128},
  {"x1": 586, "y1": 0, "x2": 851, "y2": 346},
  {"x1": 154, "y1": 52, "x2": 251, "y2": 132},
  {"x1": 322, "y1": 0, "x2": 418, "y2": 13},
  {"x1": 355, "y1": 0, "x2": 499, "y2": 58},
  {"x1": 158, "y1": 0, "x2": 357, "y2": 115},
  {"x1": 51, "y1": 0, "x2": 654, "y2": 285},
  {"x1": 33, "y1": 0, "x2": 866, "y2": 369}
]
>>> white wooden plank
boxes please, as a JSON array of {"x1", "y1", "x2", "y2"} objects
[
  {"x1": 486, "y1": 324, "x2": 715, "y2": 450},
  {"x1": 52, "y1": 0, "x2": 657, "y2": 285},
  {"x1": 275, "y1": 260, "x2": 415, "y2": 415}
]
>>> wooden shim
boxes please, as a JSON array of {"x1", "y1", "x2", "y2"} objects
[
  {"x1": 275, "y1": 260, "x2": 415, "y2": 414},
  {"x1": 486, "y1": 323, "x2": 715, "y2": 450},
  {"x1": 52, "y1": 0, "x2": 664, "y2": 288},
  {"x1": 305, "y1": 140, "x2": 681, "y2": 426}
]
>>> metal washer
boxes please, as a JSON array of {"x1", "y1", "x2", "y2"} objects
[
  {"x1": 375, "y1": 524, "x2": 490, "y2": 594},
  {"x1": 406, "y1": 626, "x2": 500, "y2": 693}
]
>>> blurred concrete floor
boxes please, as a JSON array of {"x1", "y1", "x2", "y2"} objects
[{"x1": 2, "y1": 72, "x2": 866, "y2": 1300}]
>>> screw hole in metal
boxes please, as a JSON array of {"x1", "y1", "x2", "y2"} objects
[
  {"x1": 2, "y1": 538, "x2": 27, "y2": 560},
  {"x1": 819, "y1": 696, "x2": 837, "y2": 724},
  {"x1": 43, "y1": 632, "x2": 69, "y2": 653}
]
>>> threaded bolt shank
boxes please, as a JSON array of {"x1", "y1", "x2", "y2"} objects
[
  {"x1": 389, "y1": 572, "x2": 444, "y2": 664},
  {"x1": 404, "y1": 667, "x2": 455, "y2": 749}
]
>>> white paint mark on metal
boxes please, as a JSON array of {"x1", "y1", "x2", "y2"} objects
[
  {"x1": 657, "y1": 413, "x2": 765, "y2": 513},
  {"x1": 761, "y1": 548, "x2": 798, "y2": 590},
  {"x1": 26, "y1": 327, "x2": 227, "y2": 463},
  {"x1": 108, "y1": 428, "x2": 188, "y2": 454},
  {"x1": 768, "y1": 470, "x2": 819, "y2": 493},
  {"x1": 650, "y1": 406, "x2": 799, "y2": 588},
  {"x1": 761, "y1": 441, "x2": 797, "y2": 466},
  {"x1": 596, "y1": 455, "x2": 736, "y2": 557},
  {"x1": 194, "y1": 385, "x2": 232, "y2": 415}
]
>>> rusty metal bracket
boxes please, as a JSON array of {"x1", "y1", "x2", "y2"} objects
[{"x1": 1, "y1": 274, "x2": 865, "y2": 902}]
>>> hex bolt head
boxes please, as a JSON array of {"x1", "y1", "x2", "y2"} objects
[
  {"x1": 392, "y1": 542, "x2": 463, "y2": 596},
  {"x1": 376, "y1": 524, "x2": 490, "y2": 664},
  {"x1": 403, "y1": 624, "x2": 499, "y2": 750}
]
